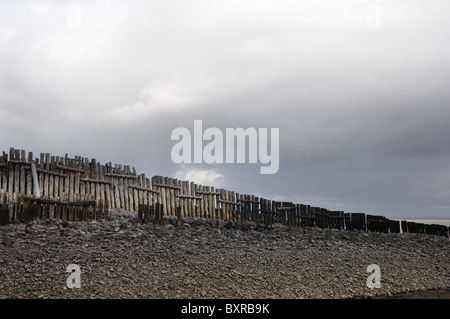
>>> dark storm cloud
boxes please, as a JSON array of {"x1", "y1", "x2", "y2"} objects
[{"x1": 1, "y1": 0, "x2": 450, "y2": 218}]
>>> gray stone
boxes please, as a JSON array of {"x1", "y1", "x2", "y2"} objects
[{"x1": 0, "y1": 210, "x2": 448, "y2": 299}]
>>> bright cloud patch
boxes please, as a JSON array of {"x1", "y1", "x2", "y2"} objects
[
  {"x1": 108, "y1": 83, "x2": 200, "y2": 122},
  {"x1": 174, "y1": 168, "x2": 224, "y2": 187}
]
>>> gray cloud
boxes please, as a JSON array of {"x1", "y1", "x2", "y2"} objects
[{"x1": 1, "y1": 0, "x2": 450, "y2": 218}]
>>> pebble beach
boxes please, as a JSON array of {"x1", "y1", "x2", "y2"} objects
[{"x1": 0, "y1": 209, "x2": 449, "y2": 299}]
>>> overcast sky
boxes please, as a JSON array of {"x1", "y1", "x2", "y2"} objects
[{"x1": 1, "y1": 0, "x2": 450, "y2": 219}]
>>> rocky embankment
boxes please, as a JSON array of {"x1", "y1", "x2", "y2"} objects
[{"x1": 0, "y1": 209, "x2": 449, "y2": 299}]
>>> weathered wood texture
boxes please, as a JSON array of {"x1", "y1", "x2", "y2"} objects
[{"x1": 1, "y1": 147, "x2": 449, "y2": 238}]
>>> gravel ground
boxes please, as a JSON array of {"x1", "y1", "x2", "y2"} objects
[
  {"x1": 371, "y1": 288, "x2": 450, "y2": 299},
  {"x1": 0, "y1": 209, "x2": 449, "y2": 299}
]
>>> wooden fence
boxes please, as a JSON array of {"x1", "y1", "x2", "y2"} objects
[
  {"x1": 0, "y1": 147, "x2": 449, "y2": 238},
  {"x1": 0, "y1": 195, "x2": 102, "y2": 225}
]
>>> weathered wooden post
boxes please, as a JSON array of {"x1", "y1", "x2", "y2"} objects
[
  {"x1": 176, "y1": 205, "x2": 181, "y2": 228},
  {"x1": 30, "y1": 162, "x2": 41, "y2": 198}
]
